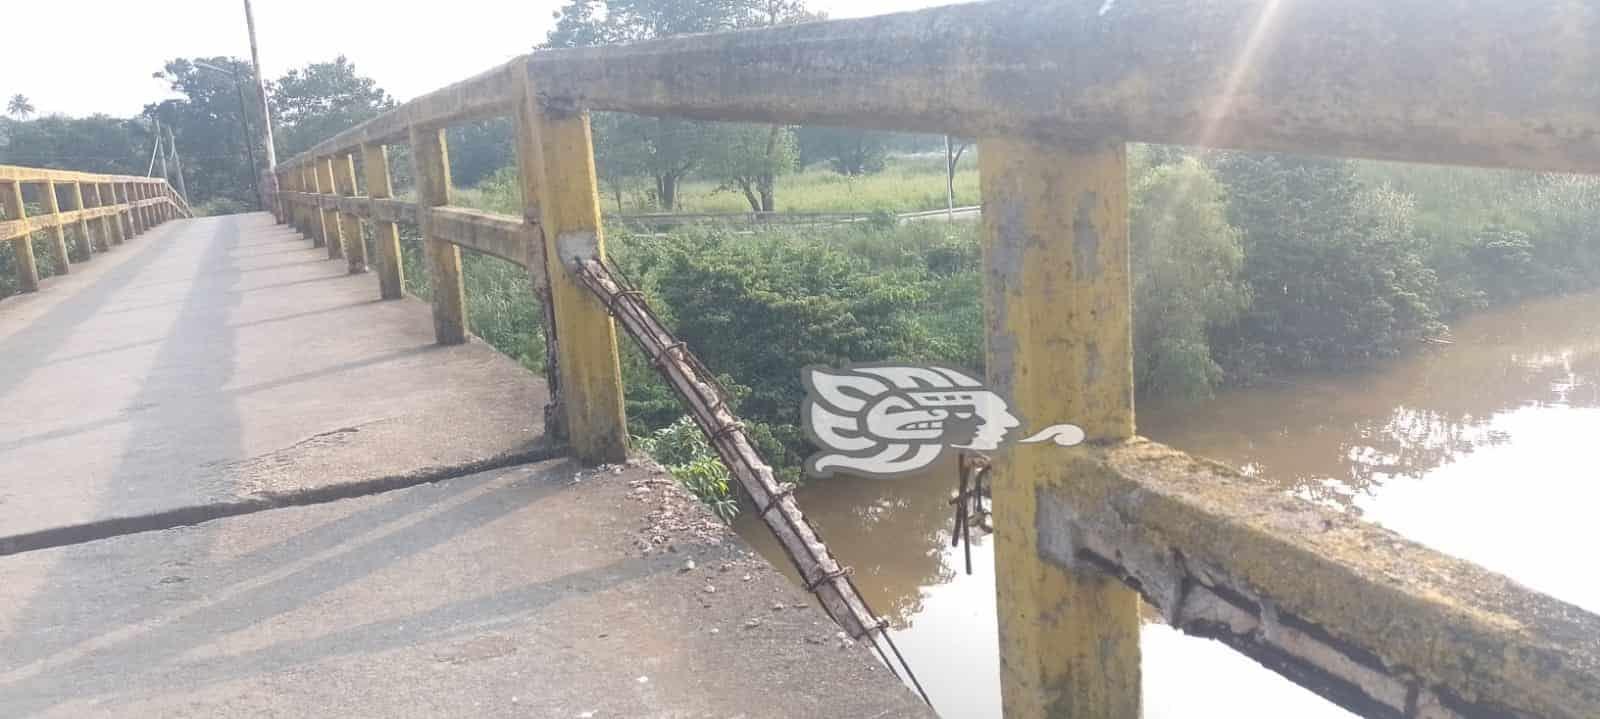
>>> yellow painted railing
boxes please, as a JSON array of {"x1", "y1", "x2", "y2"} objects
[
  {"x1": 274, "y1": 2, "x2": 1600, "y2": 717},
  {"x1": 0, "y1": 166, "x2": 190, "y2": 293}
]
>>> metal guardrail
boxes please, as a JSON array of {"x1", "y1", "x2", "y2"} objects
[
  {"x1": 0, "y1": 166, "x2": 189, "y2": 294},
  {"x1": 272, "y1": 2, "x2": 1600, "y2": 717}
]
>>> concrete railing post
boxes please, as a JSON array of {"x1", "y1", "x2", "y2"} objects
[
  {"x1": 981, "y1": 138, "x2": 1141, "y2": 719},
  {"x1": 2, "y1": 181, "x2": 40, "y2": 293},
  {"x1": 305, "y1": 165, "x2": 326, "y2": 247},
  {"x1": 69, "y1": 183, "x2": 94, "y2": 256},
  {"x1": 409, "y1": 127, "x2": 467, "y2": 345},
  {"x1": 331, "y1": 151, "x2": 367, "y2": 274},
  {"x1": 96, "y1": 185, "x2": 118, "y2": 244},
  {"x1": 316, "y1": 156, "x2": 343, "y2": 260},
  {"x1": 133, "y1": 185, "x2": 148, "y2": 232},
  {"x1": 41, "y1": 180, "x2": 71, "y2": 273},
  {"x1": 283, "y1": 171, "x2": 300, "y2": 236},
  {"x1": 514, "y1": 78, "x2": 628, "y2": 464},
  {"x1": 111, "y1": 184, "x2": 130, "y2": 242},
  {"x1": 361, "y1": 143, "x2": 404, "y2": 299},
  {"x1": 137, "y1": 184, "x2": 152, "y2": 234},
  {"x1": 87, "y1": 184, "x2": 111, "y2": 251},
  {"x1": 100, "y1": 184, "x2": 122, "y2": 244}
]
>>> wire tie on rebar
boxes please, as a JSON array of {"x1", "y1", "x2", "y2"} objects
[
  {"x1": 708, "y1": 420, "x2": 745, "y2": 442},
  {"x1": 848, "y1": 617, "x2": 891, "y2": 641},
  {"x1": 804, "y1": 565, "x2": 854, "y2": 592},
  {"x1": 604, "y1": 289, "x2": 646, "y2": 317},
  {"x1": 649, "y1": 341, "x2": 686, "y2": 370},
  {"x1": 756, "y1": 484, "x2": 795, "y2": 518}
]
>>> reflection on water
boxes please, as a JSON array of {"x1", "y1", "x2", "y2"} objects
[{"x1": 736, "y1": 290, "x2": 1600, "y2": 718}]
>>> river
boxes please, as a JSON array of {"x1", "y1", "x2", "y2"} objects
[{"x1": 735, "y1": 289, "x2": 1600, "y2": 718}]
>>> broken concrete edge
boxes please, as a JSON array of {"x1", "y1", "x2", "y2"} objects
[
  {"x1": 1035, "y1": 438, "x2": 1600, "y2": 719},
  {"x1": 0, "y1": 441, "x2": 565, "y2": 558}
]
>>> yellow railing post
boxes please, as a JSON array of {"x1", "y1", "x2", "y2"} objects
[
  {"x1": 304, "y1": 166, "x2": 326, "y2": 247},
  {"x1": 92, "y1": 185, "x2": 116, "y2": 245},
  {"x1": 331, "y1": 151, "x2": 367, "y2": 274},
  {"x1": 514, "y1": 79, "x2": 628, "y2": 464},
  {"x1": 41, "y1": 180, "x2": 71, "y2": 273},
  {"x1": 2, "y1": 180, "x2": 40, "y2": 293},
  {"x1": 317, "y1": 156, "x2": 344, "y2": 260},
  {"x1": 100, "y1": 183, "x2": 122, "y2": 244},
  {"x1": 409, "y1": 127, "x2": 468, "y2": 345},
  {"x1": 284, "y1": 170, "x2": 301, "y2": 237},
  {"x1": 133, "y1": 184, "x2": 148, "y2": 232},
  {"x1": 361, "y1": 143, "x2": 405, "y2": 299},
  {"x1": 69, "y1": 183, "x2": 94, "y2": 256},
  {"x1": 110, "y1": 184, "x2": 129, "y2": 242},
  {"x1": 136, "y1": 183, "x2": 151, "y2": 234},
  {"x1": 980, "y1": 138, "x2": 1141, "y2": 719},
  {"x1": 119, "y1": 183, "x2": 138, "y2": 237}
]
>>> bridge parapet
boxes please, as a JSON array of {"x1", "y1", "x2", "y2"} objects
[
  {"x1": 0, "y1": 166, "x2": 189, "y2": 294},
  {"x1": 273, "y1": 2, "x2": 1600, "y2": 716}
]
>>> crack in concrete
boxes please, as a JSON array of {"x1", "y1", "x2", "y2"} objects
[{"x1": 0, "y1": 444, "x2": 566, "y2": 558}]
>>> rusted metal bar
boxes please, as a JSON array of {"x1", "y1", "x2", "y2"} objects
[{"x1": 571, "y1": 257, "x2": 928, "y2": 705}]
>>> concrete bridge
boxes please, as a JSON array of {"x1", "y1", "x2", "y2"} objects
[{"x1": 5, "y1": 1, "x2": 1600, "y2": 718}]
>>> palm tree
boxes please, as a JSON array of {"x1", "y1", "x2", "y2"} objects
[{"x1": 7, "y1": 94, "x2": 35, "y2": 119}]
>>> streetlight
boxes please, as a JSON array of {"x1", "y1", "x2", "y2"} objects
[{"x1": 194, "y1": 61, "x2": 262, "y2": 209}]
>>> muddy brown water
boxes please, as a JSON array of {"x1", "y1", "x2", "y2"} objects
[{"x1": 735, "y1": 290, "x2": 1600, "y2": 718}]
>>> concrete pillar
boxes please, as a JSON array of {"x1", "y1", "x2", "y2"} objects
[
  {"x1": 41, "y1": 180, "x2": 71, "y2": 272},
  {"x1": 980, "y1": 138, "x2": 1141, "y2": 719},
  {"x1": 362, "y1": 143, "x2": 404, "y2": 300},
  {"x1": 331, "y1": 152, "x2": 367, "y2": 274},
  {"x1": 2, "y1": 181, "x2": 39, "y2": 293},
  {"x1": 515, "y1": 81, "x2": 628, "y2": 464},
  {"x1": 409, "y1": 127, "x2": 467, "y2": 346}
]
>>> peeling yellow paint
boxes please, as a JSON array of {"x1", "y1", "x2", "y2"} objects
[
  {"x1": 981, "y1": 138, "x2": 1140, "y2": 718},
  {"x1": 517, "y1": 76, "x2": 628, "y2": 465}
]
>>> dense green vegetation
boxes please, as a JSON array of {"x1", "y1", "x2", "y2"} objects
[{"x1": 444, "y1": 148, "x2": 1599, "y2": 515}]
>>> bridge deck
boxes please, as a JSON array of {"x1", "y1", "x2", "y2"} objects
[{"x1": 0, "y1": 213, "x2": 930, "y2": 717}]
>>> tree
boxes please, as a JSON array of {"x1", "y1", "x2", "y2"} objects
[
  {"x1": 7, "y1": 95, "x2": 34, "y2": 120},
  {"x1": 797, "y1": 126, "x2": 889, "y2": 175},
  {"x1": 545, "y1": 0, "x2": 817, "y2": 210},
  {"x1": 150, "y1": 57, "x2": 269, "y2": 207},
  {"x1": 0, "y1": 115, "x2": 148, "y2": 175},
  {"x1": 1211, "y1": 152, "x2": 1440, "y2": 375},
  {"x1": 1130, "y1": 157, "x2": 1249, "y2": 398},
  {"x1": 703, "y1": 122, "x2": 797, "y2": 211},
  {"x1": 269, "y1": 56, "x2": 394, "y2": 161}
]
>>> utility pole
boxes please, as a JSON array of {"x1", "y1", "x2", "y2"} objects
[
  {"x1": 196, "y1": 61, "x2": 263, "y2": 210},
  {"x1": 243, "y1": 0, "x2": 279, "y2": 214},
  {"x1": 157, "y1": 121, "x2": 170, "y2": 185},
  {"x1": 945, "y1": 135, "x2": 956, "y2": 223},
  {"x1": 164, "y1": 125, "x2": 190, "y2": 204}
]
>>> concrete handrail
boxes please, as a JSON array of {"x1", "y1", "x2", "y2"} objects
[
  {"x1": 269, "y1": 3, "x2": 1600, "y2": 717},
  {"x1": 0, "y1": 165, "x2": 189, "y2": 294}
]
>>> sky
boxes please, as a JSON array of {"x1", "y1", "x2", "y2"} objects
[{"x1": 5, "y1": 0, "x2": 959, "y2": 119}]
